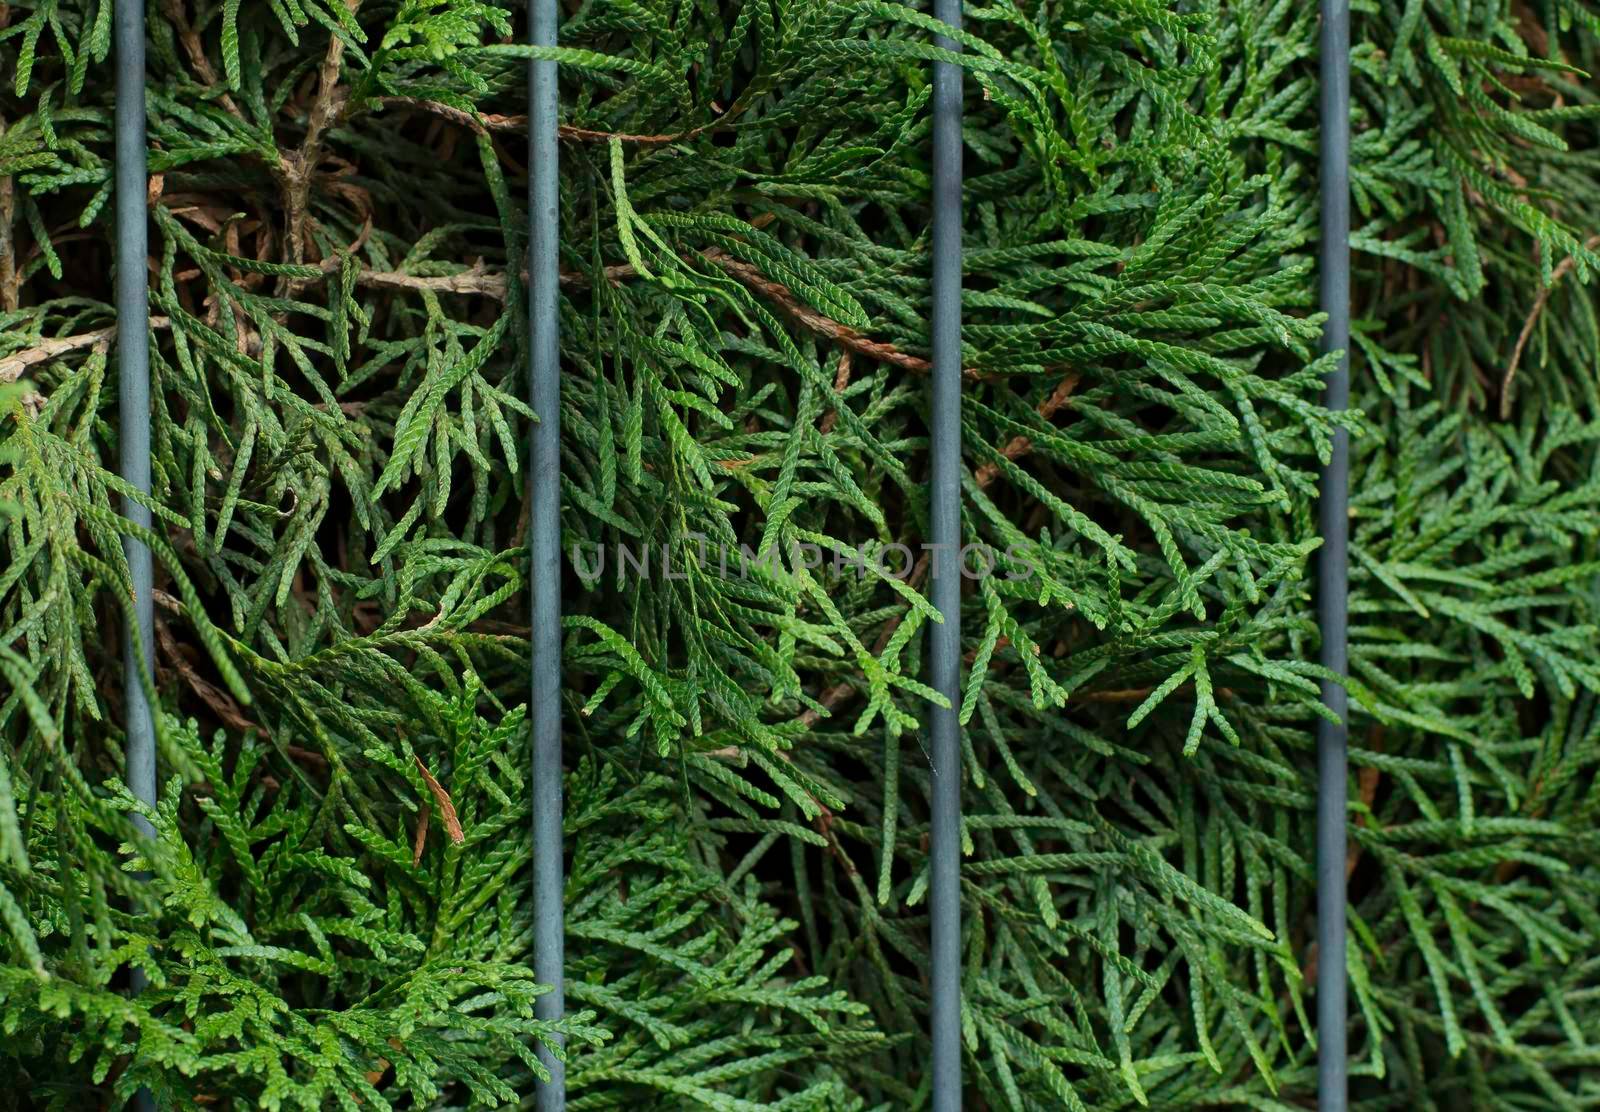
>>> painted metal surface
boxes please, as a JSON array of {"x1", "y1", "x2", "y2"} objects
[
  {"x1": 114, "y1": 0, "x2": 156, "y2": 1108},
  {"x1": 1316, "y1": 0, "x2": 1352, "y2": 1106},
  {"x1": 928, "y1": 1, "x2": 964, "y2": 1106},
  {"x1": 528, "y1": 0, "x2": 566, "y2": 1105}
]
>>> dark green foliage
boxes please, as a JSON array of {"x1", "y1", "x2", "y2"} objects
[{"x1": 0, "y1": 0, "x2": 1597, "y2": 1108}]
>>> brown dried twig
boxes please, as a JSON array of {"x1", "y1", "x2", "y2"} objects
[
  {"x1": 160, "y1": 0, "x2": 246, "y2": 120},
  {"x1": 373, "y1": 96, "x2": 721, "y2": 146},
  {"x1": 413, "y1": 756, "x2": 464, "y2": 845},
  {"x1": 972, "y1": 373, "x2": 1082, "y2": 489},
  {"x1": 1501, "y1": 233, "x2": 1600, "y2": 418},
  {"x1": 280, "y1": 0, "x2": 361, "y2": 268},
  {"x1": 701, "y1": 251, "x2": 975, "y2": 380},
  {"x1": 156, "y1": 620, "x2": 260, "y2": 737},
  {"x1": 411, "y1": 804, "x2": 431, "y2": 866},
  {"x1": 818, "y1": 350, "x2": 853, "y2": 435},
  {"x1": 0, "y1": 318, "x2": 171, "y2": 383},
  {"x1": 0, "y1": 120, "x2": 16, "y2": 315}
]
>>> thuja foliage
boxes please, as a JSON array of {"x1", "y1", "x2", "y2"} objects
[{"x1": 1, "y1": 0, "x2": 1598, "y2": 1107}]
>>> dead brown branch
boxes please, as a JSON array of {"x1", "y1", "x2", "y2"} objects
[
  {"x1": 818, "y1": 350, "x2": 853, "y2": 435},
  {"x1": 973, "y1": 373, "x2": 1082, "y2": 489},
  {"x1": 373, "y1": 96, "x2": 717, "y2": 146},
  {"x1": 160, "y1": 0, "x2": 246, "y2": 120},
  {"x1": 156, "y1": 619, "x2": 260, "y2": 737},
  {"x1": 412, "y1": 804, "x2": 431, "y2": 866},
  {"x1": 413, "y1": 756, "x2": 464, "y2": 845},
  {"x1": 1501, "y1": 234, "x2": 1600, "y2": 418},
  {"x1": 0, "y1": 119, "x2": 16, "y2": 314},
  {"x1": 0, "y1": 318, "x2": 172, "y2": 383},
  {"x1": 281, "y1": 0, "x2": 360, "y2": 268},
  {"x1": 702, "y1": 251, "x2": 971, "y2": 380}
]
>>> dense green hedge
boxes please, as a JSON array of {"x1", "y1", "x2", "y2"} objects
[{"x1": 2, "y1": 0, "x2": 1599, "y2": 1107}]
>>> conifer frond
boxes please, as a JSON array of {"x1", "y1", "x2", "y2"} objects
[{"x1": 2, "y1": 0, "x2": 1599, "y2": 1106}]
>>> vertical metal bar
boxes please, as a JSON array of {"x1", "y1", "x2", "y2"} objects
[
  {"x1": 1316, "y1": 0, "x2": 1351, "y2": 1106},
  {"x1": 114, "y1": 0, "x2": 154, "y2": 909},
  {"x1": 528, "y1": 0, "x2": 564, "y2": 1106},
  {"x1": 115, "y1": 0, "x2": 156, "y2": 1109},
  {"x1": 928, "y1": 1, "x2": 963, "y2": 1108}
]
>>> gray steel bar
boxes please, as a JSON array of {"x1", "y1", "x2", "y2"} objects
[
  {"x1": 928, "y1": 0, "x2": 963, "y2": 1107},
  {"x1": 115, "y1": 0, "x2": 156, "y2": 1108},
  {"x1": 1316, "y1": 0, "x2": 1351, "y2": 1106},
  {"x1": 114, "y1": 0, "x2": 153, "y2": 843},
  {"x1": 527, "y1": 0, "x2": 564, "y2": 1105}
]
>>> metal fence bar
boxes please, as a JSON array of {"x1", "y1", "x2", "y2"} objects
[
  {"x1": 1316, "y1": 0, "x2": 1352, "y2": 1107},
  {"x1": 928, "y1": 1, "x2": 964, "y2": 1107},
  {"x1": 114, "y1": 0, "x2": 154, "y2": 896},
  {"x1": 528, "y1": 0, "x2": 564, "y2": 1106},
  {"x1": 114, "y1": 0, "x2": 156, "y2": 1108}
]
